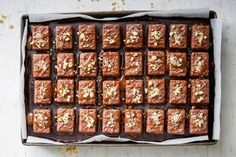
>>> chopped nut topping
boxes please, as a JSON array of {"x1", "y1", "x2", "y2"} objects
[
  {"x1": 131, "y1": 87, "x2": 142, "y2": 103},
  {"x1": 78, "y1": 32, "x2": 86, "y2": 42},
  {"x1": 149, "y1": 87, "x2": 161, "y2": 98},
  {"x1": 194, "y1": 56, "x2": 205, "y2": 72},
  {"x1": 82, "y1": 114, "x2": 95, "y2": 128},
  {"x1": 60, "y1": 59, "x2": 73, "y2": 70},
  {"x1": 150, "y1": 112, "x2": 162, "y2": 127},
  {"x1": 151, "y1": 30, "x2": 163, "y2": 46},
  {"x1": 149, "y1": 55, "x2": 163, "y2": 71},
  {"x1": 58, "y1": 84, "x2": 71, "y2": 102},
  {"x1": 194, "y1": 82, "x2": 205, "y2": 102},
  {"x1": 59, "y1": 112, "x2": 71, "y2": 125},
  {"x1": 126, "y1": 112, "x2": 138, "y2": 129},
  {"x1": 34, "y1": 113, "x2": 48, "y2": 128},
  {"x1": 82, "y1": 87, "x2": 94, "y2": 99},
  {"x1": 104, "y1": 85, "x2": 117, "y2": 101},
  {"x1": 127, "y1": 26, "x2": 141, "y2": 44},
  {"x1": 170, "y1": 111, "x2": 182, "y2": 127},
  {"x1": 103, "y1": 58, "x2": 114, "y2": 72},
  {"x1": 31, "y1": 32, "x2": 48, "y2": 48},
  {"x1": 104, "y1": 36, "x2": 116, "y2": 45},
  {"x1": 169, "y1": 25, "x2": 185, "y2": 46},
  {"x1": 105, "y1": 112, "x2": 117, "y2": 131},
  {"x1": 170, "y1": 55, "x2": 183, "y2": 67},
  {"x1": 194, "y1": 31, "x2": 207, "y2": 45},
  {"x1": 59, "y1": 32, "x2": 71, "y2": 42},
  {"x1": 130, "y1": 53, "x2": 141, "y2": 72},
  {"x1": 192, "y1": 112, "x2": 205, "y2": 128},
  {"x1": 173, "y1": 84, "x2": 183, "y2": 96},
  {"x1": 36, "y1": 59, "x2": 47, "y2": 71},
  {"x1": 37, "y1": 85, "x2": 47, "y2": 100}
]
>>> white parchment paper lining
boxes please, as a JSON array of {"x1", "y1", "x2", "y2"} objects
[{"x1": 20, "y1": 8, "x2": 222, "y2": 145}]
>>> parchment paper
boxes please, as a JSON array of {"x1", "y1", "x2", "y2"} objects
[{"x1": 20, "y1": 7, "x2": 222, "y2": 145}]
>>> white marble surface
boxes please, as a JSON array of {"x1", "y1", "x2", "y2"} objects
[{"x1": 0, "y1": 0, "x2": 235, "y2": 156}]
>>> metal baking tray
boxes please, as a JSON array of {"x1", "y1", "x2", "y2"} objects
[{"x1": 20, "y1": 10, "x2": 218, "y2": 146}]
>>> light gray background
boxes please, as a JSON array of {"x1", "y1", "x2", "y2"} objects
[{"x1": 0, "y1": 0, "x2": 234, "y2": 156}]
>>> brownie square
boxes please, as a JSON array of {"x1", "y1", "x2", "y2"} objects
[
  {"x1": 189, "y1": 109, "x2": 208, "y2": 135},
  {"x1": 34, "y1": 80, "x2": 52, "y2": 105},
  {"x1": 102, "y1": 24, "x2": 121, "y2": 49},
  {"x1": 33, "y1": 109, "x2": 52, "y2": 134},
  {"x1": 167, "y1": 109, "x2": 185, "y2": 135},
  {"x1": 102, "y1": 109, "x2": 120, "y2": 134},
  {"x1": 125, "y1": 24, "x2": 143, "y2": 49},
  {"x1": 191, "y1": 79, "x2": 209, "y2": 104},
  {"x1": 147, "y1": 51, "x2": 165, "y2": 76},
  {"x1": 56, "y1": 79, "x2": 74, "y2": 103},
  {"x1": 102, "y1": 80, "x2": 120, "y2": 105},
  {"x1": 79, "y1": 109, "x2": 97, "y2": 135},
  {"x1": 191, "y1": 25, "x2": 210, "y2": 50},
  {"x1": 55, "y1": 25, "x2": 73, "y2": 50},
  {"x1": 169, "y1": 52, "x2": 187, "y2": 77},
  {"x1": 146, "y1": 109, "x2": 164, "y2": 134},
  {"x1": 57, "y1": 53, "x2": 74, "y2": 77},
  {"x1": 78, "y1": 52, "x2": 97, "y2": 78},
  {"x1": 78, "y1": 24, "x2": 96, "y2": 50},
  {"x1": 102, "y1": 51, "x2": 120, "y2": 77},
  {"x1": 190, "y1": 52, "x2": 209, "y2": 77},
  {"x1": 169, "y1": 80, "x2": 187, "y2": 104},
  {"x1": 56, "y1": 108, "x2": 75, "y2": 134},
  {"x1": 124, "y1": 109, "x2": 143, "y2": 136},
  {"x1": 31, "y1": 25, "x2": 50, "y2": 50},
  {"x1": 169, "y1": 24, "x2": 187, "y2": 49},
  {"x1": 78, "y1": 80, "x2": 96, "y2": 105},
  {"x1": 125, "y1": 79, "x2": 143, "y2": 104},
  {"x1": 147, "y1": 79, "x2": 165, "y2": 104},
  {"x1": 32, "y1": 54, "x2": 51, "y2": 78},
  {"x1": 125, "y1": 52, "x2": 143, "y2": 76},
  {"x1": 147, "y1": 24, "x2": 166, "y2": 49}
]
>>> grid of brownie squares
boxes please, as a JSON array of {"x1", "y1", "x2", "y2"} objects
[{"x1": 29, "y1": 22, "x2": 212, "y2": 139}]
